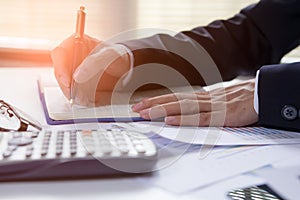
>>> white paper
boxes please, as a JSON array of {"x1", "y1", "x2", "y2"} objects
[
  {"x1": 185, "y1": 173, "x2": 265, "y2": 200},
  {"x1": 124, "y1": 121, "x2": 300, "y2": 146},
  {"x1": 255, "y1": 165, "x2": 300, "y2": 200},
  {"x1": 135, "y1": 144, "x2": 300, "y2": 194}
]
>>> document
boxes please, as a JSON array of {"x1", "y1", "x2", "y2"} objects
[
  {"x1": 123, "y1": 121, "x2": 300, "y2": 146},
  {"x1": 136, "y1": 144, "x2": 300, "y2": 194}
]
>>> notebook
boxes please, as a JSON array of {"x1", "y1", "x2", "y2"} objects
[{"x1": 38, "y1": 74, "x2": 201, "y2": 125}]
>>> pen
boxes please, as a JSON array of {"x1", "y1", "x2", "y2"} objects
[{"x1": 70, "y1": 6, "x2": 86, "y2": 105}]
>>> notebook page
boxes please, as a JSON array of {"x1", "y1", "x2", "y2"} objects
[{"x1": 43, "y1": 87, "x2": 139, "y2": 120}]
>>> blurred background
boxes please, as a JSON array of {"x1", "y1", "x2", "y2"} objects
[{"x1": 0, "y1": 0, "x2": 298, "y2": 65}]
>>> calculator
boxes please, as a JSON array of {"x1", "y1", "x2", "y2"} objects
[{"x1": 0, "y1": 129, "x2": 158, "y2": 181}]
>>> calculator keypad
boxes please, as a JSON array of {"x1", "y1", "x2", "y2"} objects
[{"x1": 0, "y1": 129, "x2": 157, "y2": 161}]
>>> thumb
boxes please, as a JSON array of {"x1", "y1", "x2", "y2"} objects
[
  {"x1": 73, "y1": 53, "x2": 104, "y2": 83},
  {"x1": 73, "y1": 45, "x2": 129, "y2": 83}
]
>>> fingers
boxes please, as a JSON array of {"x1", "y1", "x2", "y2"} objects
[
  {"x1": 131, "y1": 79, "x2": 257, "y2": 127},
  {"x1": 138, "y1": 99, "x2": 216, "y2": 119},
  {"x1": 132, "y1": 92, "x2": 211, "y2": 112},
  {"x1": 52, "y1": 47, "x2": 72, "y2": 99},
  {"x1": 165, "y1": 112, "x2": 214, "y2": 126},
  {"x1": 143, "y1": 99, "x2": 256, "y2": 127},
  {"x1": 52, "y1": 36, "x2": 75, "y2": 92},
  {"x1": 164, "y1": 103, "x2": 258, "y2": 127}
]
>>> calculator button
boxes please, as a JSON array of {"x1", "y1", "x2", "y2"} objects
[
  {"x1": 30, "y1": 132, "x2": 39, "y2": 138},
  {"x1": 70, "y1": 134, "x2": 77, "y2": 139},
  {"x1": 26, "y1": 145, "x2": 34, "y2": 151},
  {"x1": 118, "y1": 145, "x2": 129, "y2": 154},
  {"x1": 56, "y1": 141, "x2": 63, "y2": 146},
  {"x1": 116, "y1": 140, "x2": 127, "y2": 146},
  {"x1": 70, "y1": 131, "x2": 77, "y2": 136},
  {"x1": 41, "y1": 149, "x2": 48, "y2": 156},
  {"x1": 83, "y1": 137, "x2": 94, "y2": 146},
  {"x1": 43, "y1": 135, "x2": 51, "y2": 141},
  {"x1": 13, "y1": 132, "x2": 22, "y2": 138},
  {"x1": 70, "y1": 139, "x2": 77, "y2": 145},
  {"x1": 131, "y1": 139, "x2": 142, "y2": 145},
  {"x1": 7, "y1": 145, "x2": 17, "y2": 152},
  {"x1": 56, "y1": 144, "x2": 63, "y2": 150},
  {"x1": 43, "y1": 140, "x2": 50, "y2": 145},
  {"x1": 70, "y1": 148, "x2": 77, "y2": 155},
  {"x1": 45, "y1": 131, "x2": 52, "y2": 137},
  {"x1": 8, "y1": 137, "x2": 33, "y2": 146},
  {"x1": 86, "y1": 147, "x2": 95, "y2": 155},
  {"x1": 58, "y1": 134, "x2": 63, "y2": 140},
  {"x1": 25, "y1": 150, "x2": 33, "y2": 158},
  {"x1": 70, "y1": 144, "x2": 77, "y2": 151},
  {"x1": 41, "y1": 145, "x2": 49, "y2": 152},
  {"x1": 134, "y1": 145, "x2": 146, "y2": 153},
  {"x1": 56, "y1": 150, "x2": 62, "y2": 156},
  {"x1": 2, "y1": 150, "x2": 12, "y2": 158},
  {"x1": 100, "y1": 146, "x2": 112, "y2": 154}
]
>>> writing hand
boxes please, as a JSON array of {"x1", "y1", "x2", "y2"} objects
[
  {"x1": 132, "y1": 79, "x2": 258, "y2": 127},
  {"x1": 51, "y1": 35, "x2": 131, "y2": 106},
  {"x1": 51, "y1": 34, "x2": 100, "y2": 100}
]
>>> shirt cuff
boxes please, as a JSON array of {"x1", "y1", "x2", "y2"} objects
[{"x1": 254, "y1": 70, "x2": 260, "y2": 114}]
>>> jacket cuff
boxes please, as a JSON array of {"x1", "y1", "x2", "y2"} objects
[{"x1": 257, "y1": 62, "x2": 300, "y2": 131}]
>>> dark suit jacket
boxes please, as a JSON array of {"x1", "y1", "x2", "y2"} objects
[
  {"x1": 259, "y1": 62, "x2": 300, "y2": 130},
  {"x1": 121, "y1": 0, "x2": 300, "y2": 130}
]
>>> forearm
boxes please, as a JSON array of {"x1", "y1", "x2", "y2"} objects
[
  {"x1": 121, "y1": 0, "x2": 300, "y2": 86},
  {"x1": 120, "y1": 33, "x2": 219, "y2": 87}
]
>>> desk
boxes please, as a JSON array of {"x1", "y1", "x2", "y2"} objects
[
  {"x1": 0, "y1": 67, "x2": 185, "y2": 200},
  {"x1": 0, "y1": 67, "x2": 297, "y2": 200}
]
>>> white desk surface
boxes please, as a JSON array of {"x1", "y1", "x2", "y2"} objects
[
  {"x1": 0, "y1": 67, "x2": 295, "y2": 200},
  {"x1": 0, "y1": 67, "x2": 200, "y2": 200},
  {"x1": 0, "y1": 67, "x2": 178, "y2": 200}
]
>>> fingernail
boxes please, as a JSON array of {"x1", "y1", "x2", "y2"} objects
[
  {"x1": 165, "y1": 116, "x2": 176, "y2": 124},
  {"x1": 139, "y1": 109, "x2": 150, "y2": 119},
  {"x1": 60, "y1": 76, "x2": 70, "y2": 88},
  {"x1": 132, "y1": 102, "x2": 145, "y2": 112}
]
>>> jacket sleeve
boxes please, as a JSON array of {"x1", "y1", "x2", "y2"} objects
[
  {"x1": 120, "y1": 0, "x2": 300, "y2": 87},
  {"x1": 258, "y1": 62, "x2": 300, "y2": 131}
]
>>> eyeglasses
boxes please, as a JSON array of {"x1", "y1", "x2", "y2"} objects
[{"x1": 0, "y1": 100, "x2": 42, "y2": 131}]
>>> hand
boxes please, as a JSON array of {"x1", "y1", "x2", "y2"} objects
[
  {"x1": 51, "y1": 35, "x2": 131, "y2": 106},
  {"x1": 51, "y1": 34, "x2": 100, "y2": 99},
  {"x1": 131, "y1": 79, "x2": 258, "y2": 127}
]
